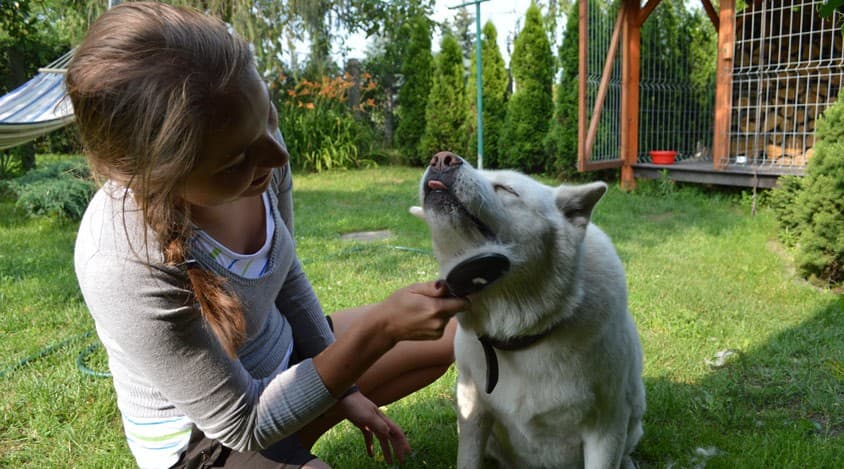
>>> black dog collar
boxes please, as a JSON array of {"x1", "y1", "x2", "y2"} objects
[{"x1": 477, "y1": 323, "x2": 564, "y2": 394}]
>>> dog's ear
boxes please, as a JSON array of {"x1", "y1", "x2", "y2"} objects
[
  {"x1": 555, "y1": 181, "x2": 608, "y2": 228},
  {"x1": 409, "y1": 206, "x2": 426, "y2": 220}
]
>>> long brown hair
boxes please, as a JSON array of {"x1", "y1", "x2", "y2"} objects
[{"x1": 66, "y1": 2, "x2": 253, "y2": 356}]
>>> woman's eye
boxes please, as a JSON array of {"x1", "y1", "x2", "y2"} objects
[
  {"x1": 221, "y1": 156, "x2": 247, "y2": 173},
  {"x1": 493, "y1": 184, "x2": 519, "y2": 196}
]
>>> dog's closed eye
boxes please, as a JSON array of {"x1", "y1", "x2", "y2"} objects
[{"x1": 493, "y1": 183, "x2": 519, "y2": 197}]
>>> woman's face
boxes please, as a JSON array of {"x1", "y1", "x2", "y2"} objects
[{"x1": 181, "y1": 68, "x2": 289, "y2": 208}]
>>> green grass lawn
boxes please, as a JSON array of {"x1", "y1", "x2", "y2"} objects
[{"x1": 1, "y1": 165, "x2": 841, "y2": 468}]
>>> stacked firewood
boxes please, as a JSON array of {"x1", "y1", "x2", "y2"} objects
[{"x1": 730, "y1": 2, "x2": 842, "y2": 166}]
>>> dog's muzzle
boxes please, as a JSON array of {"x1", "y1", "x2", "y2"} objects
[
  {"x1": 422, "y1": 152, "x2": 496, "y2": 241},
  {"x1": 422, "y1": 151, "x2": 463, "y2": 209}
]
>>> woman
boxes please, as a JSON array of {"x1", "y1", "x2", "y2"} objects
[{"x1": 68, "y1": 3, "x2": 466, "y2": 468}]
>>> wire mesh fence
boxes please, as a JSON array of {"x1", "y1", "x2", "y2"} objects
[
  {"x1": 585, "y1": 1, "x2": 716, "y2": 165},
  {"x1": 731, "y1": 0, "x2": 843, "y2": 168},
  {"x1": 637, "y1": 3, "x2": 716, "y2": 164},
  {"x1": 585, "y1": 0, "x2": 841, "y2": 174},
  {"x1": 584, "y1": 0, "x2": 623, "y2": 164}
]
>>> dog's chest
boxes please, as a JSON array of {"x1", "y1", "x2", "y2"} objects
[{"x1": 456, "y1": 329, "x2": 597, "y2": 427}]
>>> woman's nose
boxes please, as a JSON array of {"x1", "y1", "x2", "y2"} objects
[{"x1": 253, "y1": 128, "x2": 290, "y2": 168}]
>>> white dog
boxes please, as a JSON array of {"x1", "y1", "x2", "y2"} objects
[{"x1": 412, "y1": 152, "x2": 645, "y2": 469}]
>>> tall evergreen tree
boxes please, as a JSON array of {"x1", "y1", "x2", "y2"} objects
[
  {"x1": 362, "y1": 0, "x2": 434, "y2": 148},
  {"x1": 501, "y1": 2, "x2": 554, "y2": 172},
  {"x1": 465, "y1": 21, "x2": 509, "y2": 168},
  {"x1": 395, "y1": 14, "x2": 434, "y2": 164},
  {"x1": 544, "y1": 1, "x2": 579, "y2": 177},
  {"x1": 447, "y1": 7, "x2": 475, "y2": 67},
  {"x1": 419, "y1": 33, "x2": 468, "y2": 161}
]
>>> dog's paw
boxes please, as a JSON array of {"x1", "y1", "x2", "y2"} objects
[{"x1": 409, "y1": 206, "x2": 426, "y2": 220}]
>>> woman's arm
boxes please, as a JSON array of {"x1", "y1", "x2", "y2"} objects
[{"x1": 311, "y1": 281, "x2": 465, "y2": 397}]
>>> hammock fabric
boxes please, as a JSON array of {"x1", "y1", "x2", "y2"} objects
[{"x1": 0, "y1": 50, "x2": 75, "y2": 151}]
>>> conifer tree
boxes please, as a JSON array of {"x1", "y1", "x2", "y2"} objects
[
  {"x1": 395, "y1": 14, "x2": 434, "y2": 165},
  {"x1": 791, "y1": 96, "x2": 844, "y2": 285},
  {"x1": 544, "y1": 1, "x2": 579, "y2": 177},
  {"x1": 419, "y1": 33, "x2": 468, "y2": 160},
  {"x1": 501, "y1": 2, "x2": 554, "y2": 172},
  {"x1": 465, "y1": 21, "x2": 509, "y2": 168}
]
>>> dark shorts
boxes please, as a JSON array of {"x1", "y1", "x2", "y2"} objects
[{"x1": 171, "y1": 425, "x2": 317, "y2": 468}]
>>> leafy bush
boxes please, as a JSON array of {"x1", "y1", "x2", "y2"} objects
[
  {"x1": 0, "y1": 147, "x2": 26, "y2": 179},
  {"x1": 278, "y1": 74, "x2": 377, "y2": 172},
  {"x1": 769, "y1": 175, "x2": 805, "y2": 246},
  {"x1": 772, "y1": 96, "x2": 844, "y2": 286},
  {"x1": 33, "y1": 124, "x2": 83, "y2": 155},
  {"x1": 1, "y1": 156, "x2": 95, "y2": 221}
]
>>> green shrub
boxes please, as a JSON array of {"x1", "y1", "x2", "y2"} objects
[
  {"x1": 0, "y1": 147, "x2": 25, "y2": 179},
  {"x1": 1, "y1": 157, "x2": 95, "y2": 221},
  {"x1": 279, "y1": 74, "x2": 377, "y2": 173},
  {"x1": 769, "y1": 175, "x2": 805, "y2": 246},
  {"x1": 772, "y1": 96, "x2": 844, "y2": 286}
]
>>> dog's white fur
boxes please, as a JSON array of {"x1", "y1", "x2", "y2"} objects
[{"x1": 413, "y1": 157, "x2": 645, "y2": 469}]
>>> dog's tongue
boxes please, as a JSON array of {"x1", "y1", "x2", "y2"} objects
[{"x1": 427, "y1": 179, "x2": 448, "y2": 191}]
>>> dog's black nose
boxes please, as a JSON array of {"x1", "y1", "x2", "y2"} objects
[{"x1": 430, "y1": 151, "x2": 463, "y2": 172}]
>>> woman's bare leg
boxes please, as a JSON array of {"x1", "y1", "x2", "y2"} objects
[
  {"x1": 333, "y1": 311, "x2": 456, "y2": 405},
  {"x1": 297, "y1": 313, "x2": 456, "y2": 448}
]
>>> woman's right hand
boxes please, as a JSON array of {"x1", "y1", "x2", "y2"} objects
[
  {"x1": 312, "y1": 280, "x2": 468, "y2": 399},
  {"x1": 374, "y1": 280, "x2": 468, "y2": 343}
]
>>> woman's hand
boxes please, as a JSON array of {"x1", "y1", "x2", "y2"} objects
[
  {"x1": 339, "y1": 391, "x2": 411, "y2": 464},
  {"x1": 311, "y1": 280, "x2": 466, "y2": 401},
  {"x1": 376, "y1": 280, "x2": 468, "y2": 343}
]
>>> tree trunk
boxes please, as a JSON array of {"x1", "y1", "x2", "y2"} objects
[
  {"x1": 384, "y1": 85, "x2": 394, "y2": 147},
  {"x1": 381, "y1": 73, "x2": 396, "y2": 147},
  {"x1": 6, "y1": 46, "x2": 36, "y2": 171}
]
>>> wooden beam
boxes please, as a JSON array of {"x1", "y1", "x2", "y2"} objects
[
  {"x1": 712, "y1": 0, "x2": 735, "y2": 170},
  {"x1": 621, "y1": 0, "x2": 641, "y2": 191},
  {"x1": 700, "y1": 0, "x2": 719, "y2": 31},
  {"x1": 583, "y1": 7, "x2": 625, "y2": 166},
  {"x1": 577, "y1": 0, "x2": 587, "y2": 171},
  {"x1": 582, "y1": 159, "x2": 625, "y2": 172},
  {"x1": 638, "y1": 0, "x2": 661, "y2": 26}
]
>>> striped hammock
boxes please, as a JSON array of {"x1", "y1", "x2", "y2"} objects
[{"x1": 0, "y1": 50, "x2": 75, "y2": 151}]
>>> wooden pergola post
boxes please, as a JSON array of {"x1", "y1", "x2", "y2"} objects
[
  {"x1": 577, "y1": 0, "x2": 587, "y2": 171},
  {"x1": 620, "y1": 0, "x2": 642, "y2": 191},
  {"x1": 712, "y1": 0, "x2": 735, "y2": 169}
]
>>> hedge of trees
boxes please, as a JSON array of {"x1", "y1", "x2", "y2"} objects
[
  {"x1": 4, "y1": 0, "x2": 839, "y2": 287},
  {"x1": 2, "y1": 0, "x2": 724, "y2": 178}
]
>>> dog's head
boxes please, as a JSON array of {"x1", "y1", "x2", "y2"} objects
[{"x1": 412, "y1": 152, "x2": 608, "y2": 333}]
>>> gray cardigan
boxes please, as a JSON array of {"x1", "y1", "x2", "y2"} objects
[{"x1": 74, "y1": 165, "x2": 337, "y2": 451}]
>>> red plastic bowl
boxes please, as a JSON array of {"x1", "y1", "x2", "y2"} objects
[{"x1": 650, "y1": 150, "x2": 677, "y2": 165}]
